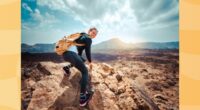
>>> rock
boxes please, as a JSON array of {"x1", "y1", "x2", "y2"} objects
[
  {"x1": 108, "y1": 83, "x2": 118, "y2": 93},
  {"x1": 88, "y1": 90, "x2": 104, "y2": 110},
  {"x1": 141, "y1": 68, "x2": 148, "y2": 73},
  {"x1": 22, "y1": 61, "x2": 165, "y2": 110},
  {"x1": 117, "y1": 85, "x2": 126, "y2": 95},
  {"x1": 27, "y1": 62, "x2": 80, "y2": 110},
  {"x1": 89, "y1": 67, "x2": 104, "y2": 85},
  {"x1": 162, "y1": 83, "x2": 170, "y2": 88},
  {"x1": 36, "y1": 62, "x2": 52, "y2": 75},
  {"x1": 27, "y1": 79, "x2": 36, "y2": 87},
  {"x1": 22, "y1": 47, "x2": 180, "y2": 110},
  {"x1": 130, "y1": 73, "x2": 138, "y2": 80},
  {"x1": 21, "y1": 89, "x2": 33, "y2": 110},
  {"x1": 99, "y1": 70, "x2": 110, "y2": 78},
  {"x1": 118, "y1": 96, "x2": 137, "y2": 110},
  {"x1": 103, "y1": 89, "x2": 116, "y2": 101},
  {"x1": 62, "y1": 107, "x2": 79, "y2": 110},
  {"x1": 146, "y1": 81, "x2": 163, "y2": 91},
  {"x1": 154, "y1": 94, "x2": 168, "y2": 101},
  {"x1": 104, "y1": 99, "x2": 119, "y2": 110},
  {"x1": 116, "y1": 74, "x2": 122, "y2": 82},
  {"x1": 117, "y1": 70, "x2": 124, "y2": 76},
  {"x1": 102, "y1": 63, "x2": 114, "y2": 73},
  {"x1": 23, "y1": 68, "x2": 32, "y2": 78},
  {"x1": 167, "y1": 80, "x2": 176, "y2": 86},
  {"x1": 137, "y1": 103, "x2": 150, "y2": 110},
  {"x1": 104, "y1": 76, "x2": 118, "y2": 92}
]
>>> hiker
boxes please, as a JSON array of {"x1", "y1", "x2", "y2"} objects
[{"x1": 61, "y1": 27, "x2": 98, "y2": 106}]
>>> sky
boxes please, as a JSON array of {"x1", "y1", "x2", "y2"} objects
[{"x1": 22, "y1": 0, "x2": 179, "y2": 45}]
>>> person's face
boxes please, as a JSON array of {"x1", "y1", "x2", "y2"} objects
[{"x1": 88, "y1": 29, "x2": 97, "y2": 39}]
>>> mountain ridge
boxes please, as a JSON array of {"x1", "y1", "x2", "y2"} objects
[{"x1": 22, "y1": 38, "x2": 179, "y2": 53}]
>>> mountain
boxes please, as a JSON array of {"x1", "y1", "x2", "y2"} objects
[
  {"x1": 21, "y1": 43, "x2": 55, "y2": 53},
  {"x1": 21, "y1": 38, "x2": 179, "y2": 53},
  {"x1": 92, "y1": 38, "x2": 179, "y2": 51},
  {"x1": 133, "y1": 41, "x2": 179, "y2": 49},
  {"x1": 92, "y1": 38, "x2": 132, "y2": 50}
]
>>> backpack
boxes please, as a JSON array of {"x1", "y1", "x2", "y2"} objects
[{"x1": 55, "y1": 33, "x2": 85, "y2": 55}]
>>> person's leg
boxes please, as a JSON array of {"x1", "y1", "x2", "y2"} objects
[
  {"x1": 63, "y1": 51, "x2": 88, "y2": 93},
  {"x1": 63, "y1": 51, "x2": 92, "y2": 106},
  {"x1": 63, "y1": 55, "x2": 86, "y2": 75},
  {"x1": 73, "y1": 58, "x2": 88, "y2": 94},
  {"x1": 80, "y1": 56, "x2": 86, "y2": 62}
]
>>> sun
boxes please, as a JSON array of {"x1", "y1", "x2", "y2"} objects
[{"x1": 115, "y1": 36, "x2": 145, "y2": 44}]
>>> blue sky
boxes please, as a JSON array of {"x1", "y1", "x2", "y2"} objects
[{"x1": 22, "y1": 0, "x2": 179, "y2": 45}]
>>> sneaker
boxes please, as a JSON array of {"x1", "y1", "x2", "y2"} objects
[
  {"x1": 79, "y1": 92, "x2": 93, "y2": 107},
  {"x1": 63, "y1": 66, "x2": 71, "y2": 76}
]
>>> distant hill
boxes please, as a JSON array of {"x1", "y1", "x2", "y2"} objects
[
  {"x1": 21, "y1": 43, "x2": 55, "y2": 53},
  {"x1": 21, "y1": 38, "x2": 179, "y2": 53},
  {"x1": 132, "y1": 41, "x2": 179, "y2": 49},
  {"x1": 92, "y1": 38, "x2": 178, "y2": 51},
  {"x1": 92, "y1": 38, "x2": 133, "y2": 50}
]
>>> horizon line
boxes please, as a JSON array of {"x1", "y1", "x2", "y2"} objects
[{"x1": 22, "y1": 38, "x2": 179, "y2": 46}]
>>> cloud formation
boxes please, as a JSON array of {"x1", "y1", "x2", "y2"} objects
[
  {"x1": 130, "y1": 0, "x2": 179, "y2": 29},
  {"x1": 22, "y1": 0, "x2": 179, "y2": 44}
]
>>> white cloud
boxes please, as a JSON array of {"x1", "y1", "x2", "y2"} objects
[
  {"x1": 37, "y1": 0, "x2": 67, "y2": 12},
  {"x1": 35, "y1": 0, "x2": 178, "y2": 32},
  {"x1": 22, "y1": 3, "x2": 33, "y2": 13},
  {"x1": 30, "y1": 9, "x2": 43, "y2": 22},
  {"x1": 22, "y1": 3, "x2": 58, "y2": 30},
  {"x1": 35, "y1": 0, "x2": 140, "y2": 43},
  {"x1": 130, "y1": 0, "x2": 179, "y2": 28},
  {"x1": 23, "y1": 0, "x2": 179, "y2": 44},
  {"x1": 64, "y1": 0, "x2": 84, "y2": 9}
]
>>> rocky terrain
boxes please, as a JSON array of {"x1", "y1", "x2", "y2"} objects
[{"x1": 21, "y1": 49, "x2": 179, "y2": 110}]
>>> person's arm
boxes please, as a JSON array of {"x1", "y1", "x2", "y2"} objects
[
  {"x1": 85, "y1": 38, "x2": 92, "y2": 63},
  {"x1": 76, "y1": 46, "x2": 84, "y2": 56},
  {"x1": 76, "y1": 46, "x2": 86, "y2": 62}
]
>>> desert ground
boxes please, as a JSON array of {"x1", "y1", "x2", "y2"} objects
[{"x1": 21, "y1": 49, "x2": 179, "y2": 110}]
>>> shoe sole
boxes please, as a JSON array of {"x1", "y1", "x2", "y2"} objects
[
  {"x1": 79, "y1": 101, "x2": 88, "y2": 107},
  {"x1": 79, "y1": 92, "x2": 94, "y2": 107}
]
